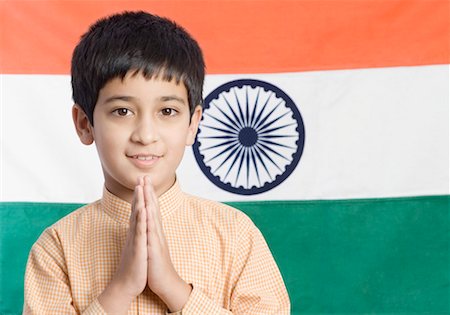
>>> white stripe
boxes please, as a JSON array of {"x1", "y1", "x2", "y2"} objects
[{"x1": 1, "y1": 65, "x2": 449, "y2": 202}]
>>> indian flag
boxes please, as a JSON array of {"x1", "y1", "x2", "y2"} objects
[{"x1": 1, "y1": 1, "x2": 448, "y2": 314}]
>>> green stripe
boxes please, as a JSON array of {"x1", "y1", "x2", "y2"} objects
[{"x1": 1, "y1": 195, "x2": 449, "y2": 314}]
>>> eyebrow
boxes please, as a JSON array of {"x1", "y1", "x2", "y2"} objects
[
  {"x1": 103, "y1": 95, "x2": 186, "y2": 105},
  {"x1": 159, "y1": 95, "x2": 186, "y2": 105},
  {"x1": 103, "y1": 95, "x2": 134, "y2": 104}
]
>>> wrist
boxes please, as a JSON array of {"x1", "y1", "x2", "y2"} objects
[
  {"x1": 98, "y1": 279, "x2": 135, "y2": 314},
  {"x1": 158, "y1": 277, "x2": 192, "y2": 313}
]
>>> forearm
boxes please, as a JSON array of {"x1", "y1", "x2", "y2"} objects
[
  {"x1": 176, "y1": 284, "x2": 233, "y2": 315},
  {"x1": 179, "y1": 283, "x2": 288, "y2": 315},
  {"x1": 97, "y1": 280, "x2": 135, "y2": 315},
  {"x1": 155, "y1": 276, "x2": 193, "y2": 312}
]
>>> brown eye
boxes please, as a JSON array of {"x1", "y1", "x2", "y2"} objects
[
  {"x1": 113, "y1": 108, "x2": 131, "y2": 116},
  {"x1": 161, "y1": 108, "x2": 176, "y2": 116}
]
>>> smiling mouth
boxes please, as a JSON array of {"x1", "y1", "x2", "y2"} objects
[
  {"x1": 126, "y1": 154, "x2": 161, "y2": 168},
  {"x1": 129, "y1": 155, "x2": 158, "y2": 160},
  {"x1": 127, "y1": 154, "x2": 161, "y2": 159}
]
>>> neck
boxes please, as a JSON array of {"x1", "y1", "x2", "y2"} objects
[{"x1": 103, "y1": 174, "x2": 176, "y2": 203}]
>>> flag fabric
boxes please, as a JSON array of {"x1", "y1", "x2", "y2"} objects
[{"x1": 1, "y1": 1, "x2": 449, "y2": 314}]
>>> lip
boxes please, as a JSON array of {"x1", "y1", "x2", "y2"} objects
[{"x1": 126, "y1": 154, "x2": 161, "y2": 168}]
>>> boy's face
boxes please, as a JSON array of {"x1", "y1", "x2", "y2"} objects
[{"x1": 73, "y1": 72, "x2": 202, "y2": 202}]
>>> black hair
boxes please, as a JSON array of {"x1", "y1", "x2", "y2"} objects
[{"x1": 71, "y1": 11, "x2": 205, "y2": 125}]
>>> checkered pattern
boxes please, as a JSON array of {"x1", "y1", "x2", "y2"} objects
[{"x1": 23, "y1": 181, "x2": 290, "y2": 314}]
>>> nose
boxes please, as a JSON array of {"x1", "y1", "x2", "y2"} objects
[{"x1": 130, "y1": 117, "x2": 159, "y2": 144}]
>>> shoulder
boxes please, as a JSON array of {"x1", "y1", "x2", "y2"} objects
[
  {"x1": 35, "y1": 200, "x2": 102, "y2": 246},
  {"x1": 181, "y1": 193, "x2": 256, "y2": 232},
  {"x1": 52, "y1": 200, "x2": 101, "y2": 229}
]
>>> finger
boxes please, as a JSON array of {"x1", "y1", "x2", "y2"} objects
[
  {"x1": 148, "y1": 179, "x2": 165, "y2": 242},
  {"x1": 136, "y1": 182, "x2": 145, "y2": 210},
  {"x1": 144, "y1": 176, "x2": 164, "y2": 239},
  {"x1": 135, "y1": 185, "x2": 147, "y2": 239},
  {"x1": 124, "y1": 186, "x2": 140, "y2": 253},
  {"x1": 135, "y1": 176, "x2": 145, "y2": 211},
  {"x1": 131, "y1": 185, "x2": 138, "y2": 218},
  {"x1": 129, "y1": 185, "x2": 141, "y2": 229},
  {"x1": 143, "y1": 178, "x2": 157, "y2": 240},
  {"x1": 146, "y1": 206, "x2": 157, "y2": 248},
  {"x1": 145, "y1": 176, "x2": 161, "y2": 220},
  {"x1": 143, "y1": 176, "x2": 153, "y2": 203}
]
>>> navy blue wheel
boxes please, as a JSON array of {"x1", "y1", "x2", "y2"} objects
[{"x1": 193, "y1": 79, "x2": 305, "y2": 195}]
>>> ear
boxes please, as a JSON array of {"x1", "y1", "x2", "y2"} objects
[
  {"x1": 185, "y1": 105, "x2": 203, "y2": 146},
  {"x1": 72, "y1": 104, "x2": 94, "y2": 145}
]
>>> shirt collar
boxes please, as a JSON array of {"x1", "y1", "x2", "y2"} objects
[{"x1": 101, "y1": 180, "x2": 184, "y2": 225}]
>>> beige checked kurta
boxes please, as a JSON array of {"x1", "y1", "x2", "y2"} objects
[{"x1": 23, "y1": 181, "x2": 290, "y2": 314}]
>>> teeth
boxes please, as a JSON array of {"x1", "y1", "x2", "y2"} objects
[{"x1": 136, "y1": 156, "x2": 154, "y2": 161}]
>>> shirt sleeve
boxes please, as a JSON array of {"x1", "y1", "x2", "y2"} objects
[
  {"x1": 229, "y1": 216, "x2": 290, "y2": 314},
  {"x1": 23, "y1": 228, "x2": 107, "y2": 315},
  {"x1": 180, "y1": 214, "x2": 290, "y2": 314}
]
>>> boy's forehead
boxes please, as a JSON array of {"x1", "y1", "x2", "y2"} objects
[
  {"x1": 98, "y1": 72, "x2": 189, "y2": 104},
  {"x1": 118, "y1": 69, "x2": 185, "y2": 85}
]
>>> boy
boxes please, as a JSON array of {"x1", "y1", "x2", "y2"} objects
[{"x1": 24, "y1": 11, "x2": 290, "y2": 314}]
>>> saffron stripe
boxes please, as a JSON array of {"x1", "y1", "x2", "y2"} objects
[{"x1": 0, "y1": 0, "x2": 448, "y2": 74}]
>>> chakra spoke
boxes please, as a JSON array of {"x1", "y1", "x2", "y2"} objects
[
  {"x1": 249, "y1": 87, "x2": 261, "y2": 128},
  {"x1": 245, "y1": 147, "x2": 251, "y2": 188},
  {"x1": 201, "y1": 139, "x2": 239, "y2": 151},
  {"x1": 245, "y1": 86, "x2": 250, "y2": 126},
  {"x1": 259, "y1": 139, "x2": 297, "y2": 150},
  {"x1": 211, "y1": 101, "x2": 242, "y2": 131},
  {"x1": 253, "y1": 99, "x2": 283, "y2": 130},
  {"x1": 222, "y1": 93, "x2": 244, "y2": 129},
  {"x1": 254, "y1": 144, "x2": 282, "y2": 172},
  {"x1": 205, "y1": 142, "x2": 240, "y2": 164},
  {"x1": 250, "y1": 147, "x2": 262, "y2": 186},
  {"x1": 212, "y1": 143, "x2": 242, "y2": 173},
  {"x1": 234, "y1": 146, "x2": 246, "y2": 186},
  {"x1": 251, "y1": 92, "x2": 273, "y2": 129},
  {"x1": 233, "y1": 87, "x2": 247, "y2": 127},
  {"x1": 223, "y1": 146, "x2": 244, "y2": 181},
  {"x1": 252, "y1": 146, "x2": 272, "y2": 181},
  {"x1": 257, "y1": 142, "x2": 290, "y2": 162},
  {"x1": 198, "y1": 135, "x2": 238, "y2": 139},
  {"x1": 256, "y1": 110, "x2": 290, "y2": 133},
  {"x1": 204, "y1": 112, "x2": 240, "y2": 133},
  {"x1": 202, "y1": 124, "x2": 239, "y2": 135},
  {"x1": 258, "y1": 122, "x2": 298, "y2": 135},
  {"x1": 258, "y1": 134, "x2": 298, "y2": 139}
]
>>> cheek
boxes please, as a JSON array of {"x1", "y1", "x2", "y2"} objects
[
  {"x1": 163, "y1": 120, "x2": 192, "y2": 149},
  {"x1": 164, "y1": 133, "x2": 189, "y2": 157},
  {"x1": 94, "y1": 125, "x2": 126, "y2": 156}
]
